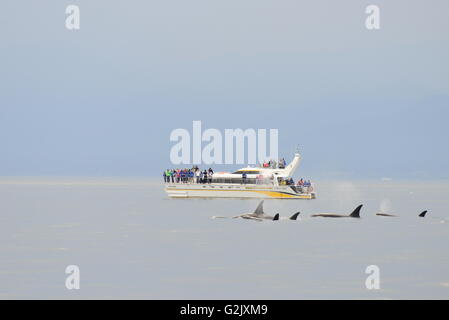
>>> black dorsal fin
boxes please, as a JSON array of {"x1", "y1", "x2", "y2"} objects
[
  {"x1": 290, "y1": 212, "x2": 300, "y2": 220},
  {"x1": 349, "y1": 204, "x2": 363, "y2": 218},
  {"x1": 419, "y1": 210, "x2": 427, "y2": 217}
]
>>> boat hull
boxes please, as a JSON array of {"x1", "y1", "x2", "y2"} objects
[{"x1": 165, "y1": 183, "x2": 316, "y2": 199}]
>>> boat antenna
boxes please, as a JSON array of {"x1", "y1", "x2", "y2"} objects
[{"x1": 295, "y1": 145, "x2": 300, "y2": 154}]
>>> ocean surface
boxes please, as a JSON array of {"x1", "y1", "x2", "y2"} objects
[{"x1": 0, "y1": 178, "x2": 448, "y2": 299}]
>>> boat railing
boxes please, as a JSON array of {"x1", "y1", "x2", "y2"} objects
[
  {"x1": 211, "y1": 178, "x2": 274, "y2": 185},
  {"x1": 257, "y1": 164, "x2": 286, "y2": 169},
  {"x1": 166, "y1": 178, "x2": 268, "y2": 185}
]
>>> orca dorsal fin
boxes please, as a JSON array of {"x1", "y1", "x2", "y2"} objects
[
  {"x1": 273, "y1": 213, "x2": 279, "y2": 221},
  {"x1": 419, "y1": 210, "x2": 427, "y2": 217},
  {"x1": 290, "y1": 212, "x2": 300, "y2": 220},
  {"x1": 254, "y1": 200, "x2": 264, "y2": 215},
  {"x1": 349, "y1": 204, "x2": 363, "y2": 218}
]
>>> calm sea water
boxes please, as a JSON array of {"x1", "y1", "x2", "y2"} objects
[{"x1": 0, "y1": 178, "x2": 448, "y2": 299}]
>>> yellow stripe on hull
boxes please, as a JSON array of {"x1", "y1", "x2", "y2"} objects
[{"x1": 252, "y1": 190, "x2": 311, "y2": 199}]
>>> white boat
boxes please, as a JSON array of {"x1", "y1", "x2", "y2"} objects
[{"x1": 164, "y1": 152, "x2": 316, "y2": 199}]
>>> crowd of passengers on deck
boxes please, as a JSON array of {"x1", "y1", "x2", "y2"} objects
[
  {"x1": 259, "y1": 158, "x2": 286, "y2": 169},
  {"x1": 277, "y1": 177, "x2": 313, "y2": 189},
  {"x1": 163, "y1": 167, "x2": 313, "y2": 190},
  {"x1": 163, "y1": 167, "x2": 214, "y2": 184}
]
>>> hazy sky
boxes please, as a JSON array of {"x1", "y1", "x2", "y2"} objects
[{"x1": 1, "y1": 1, "x2": 448, "y2": 179}]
